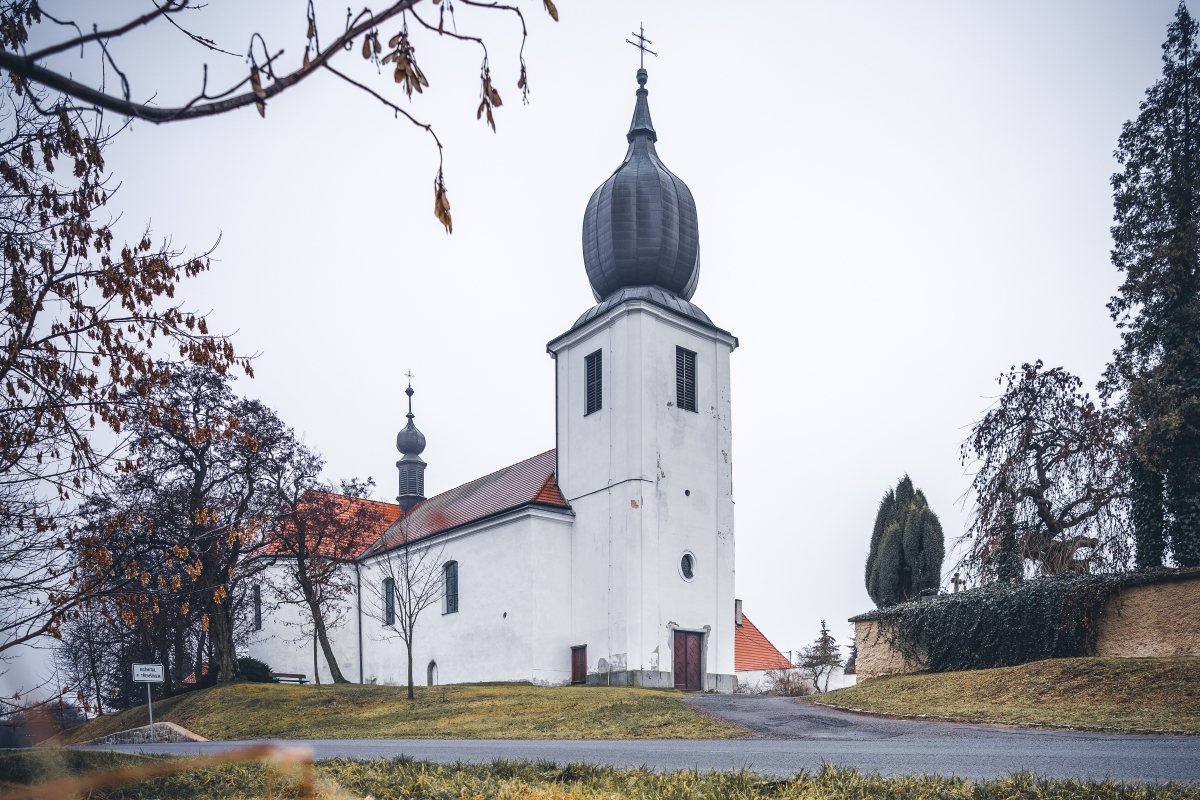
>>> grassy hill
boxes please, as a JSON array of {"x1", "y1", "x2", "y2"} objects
[
  {"x1": 45, "y1": 681, "x2": 744, "y2": 744},
  {"x1": 817, "y1": 657, "x2": 1200, "y2": 734}
]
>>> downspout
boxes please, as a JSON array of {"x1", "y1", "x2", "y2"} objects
[{"x1": 355, "y1": 560, "x2": 364, "y2": 684}]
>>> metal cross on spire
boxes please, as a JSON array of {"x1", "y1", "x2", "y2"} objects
[
  {"x1": 404, "y1": 370, "x2": 415, "y2": 387},
  {"x1": 626, "y1": 23, "x2": 657, "y2": 68}
]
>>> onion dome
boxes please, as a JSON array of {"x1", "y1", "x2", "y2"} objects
[
  {"x1": 396, "y1": 384, "x2": 426, "y2": 456},
  {"x1": 396, "y1": 382, "x2": 427, "y2": 513},
  {"x1": 582, "y1": 68, "x2": 700, "y2": 303}
]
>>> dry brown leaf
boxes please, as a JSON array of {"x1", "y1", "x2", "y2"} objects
[{"x1": 544, "y1": 0, "x2": 559, "y2": 21}]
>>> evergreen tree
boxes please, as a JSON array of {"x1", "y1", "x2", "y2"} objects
[
  {"x1": 1106, "y1": 2, "x2": 1200, "y2": 567},
  {"x1": 865, "y1": 476, "x2": 945, "y2": 607},
  {"x1": 797, "y1": 620, "x2": 843, "y2": 693}
]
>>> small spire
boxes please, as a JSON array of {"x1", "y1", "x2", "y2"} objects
[
  {"x1": 396, "y1": 373, "x2": 427, "y2": 513},
  {"x1": 627, "y1": 69, "x2": 657, "y2": 143},
  {"x1": 625, "y1": 24, "x2": 658, "y2": 143}
]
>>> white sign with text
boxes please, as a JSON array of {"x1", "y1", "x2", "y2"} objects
[{"x1": 132, "y1": 663, "x2": 164, "y2": 683}]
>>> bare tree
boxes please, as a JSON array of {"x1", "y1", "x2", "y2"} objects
[
  {"x1": 960, "y1": 361, "x2": 1130, "y2": 580},
  {"x1": 0, "y1": 0, "x2": 560, "y2": 232},
  {"x1": 364, "y1": 530, "x2": 445, "y2": 700},
  {"x1": 264, "y1": 439, "x2": 389, "y2": 684},
  {"x1": 0, "y1": 78, "x2": 244, "y2": 665}
]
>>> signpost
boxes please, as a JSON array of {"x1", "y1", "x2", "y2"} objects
[{"x1": 132, "y1": 664, "x2": 165, "y2": 743}]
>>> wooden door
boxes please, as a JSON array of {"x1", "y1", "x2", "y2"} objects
[
  {"x1": 685, "y1": 634, "x2": 702, "y2": 691},
  {"x1": 571, "y1": 646, "x2": 586, "y2": 684},
  {"x1": 673, "y1": 631, "x2": 703, "y2": 691}
]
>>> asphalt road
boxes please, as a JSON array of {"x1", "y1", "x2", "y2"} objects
[{"x1": 69, "y1": 695, "x2": 1200, "y2": 783}]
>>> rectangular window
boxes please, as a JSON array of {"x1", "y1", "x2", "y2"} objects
[
  {"x1": 676, "y1": 346, "x2": 697, "y2": 412},
  {"x1": 444, "y1": 561, "x2": 459, "y2": 614},
  {"x1": 585, "y1": 349, "x2": 603, "y2": 416},
  {"x1": 253, "y1": 584, "x2": 262, "y2": 631},
  {"x1": 383, "y1": 577, "x2": 395, "y2": 626}
]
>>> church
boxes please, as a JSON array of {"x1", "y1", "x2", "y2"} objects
[{"x1": 250, "y1": 65, "x2": 792, "y2": 692}]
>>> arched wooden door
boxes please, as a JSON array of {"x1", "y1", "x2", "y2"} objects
[{"x1": 673, "y1": 631, "x2": 703, "y2": 691}]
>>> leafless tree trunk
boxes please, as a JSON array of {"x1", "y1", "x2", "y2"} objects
[{"x1": 366, "y1": 534, "x2": 445, "y2": 701}]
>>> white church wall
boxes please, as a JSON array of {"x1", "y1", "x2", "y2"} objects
[
  {"x1": 247, "y1": 562, "x2": 364, "y2": 685},
  {"x1": 356, "y1": 506, "x2": 574, "y2": 687},
  {"x1": 551, "y1": 300, "x2": 738, "y2": 688}
]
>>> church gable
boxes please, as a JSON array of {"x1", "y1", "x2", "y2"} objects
[{"x1": 368, "y1": 449, "x2": 569, "y2": 554}]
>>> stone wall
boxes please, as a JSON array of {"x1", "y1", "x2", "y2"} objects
[
  {"x1": 851, "y1": 619, "x2": 926, "y2": 681},
  {"x1": 1096, "y1": 576, "x2": 1200, "y2": 657},
  {"x1": 850, "y1": 573, "x2": 1200, "y2": 681},
  {"x1": 88, "y1": 722, "x2": 207, "y2": 745}
]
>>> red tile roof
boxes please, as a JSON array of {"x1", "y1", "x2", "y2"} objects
[
  {"x1": 368, "y1": 449, "x2": 569, "y2": 554},
  {"x1": 264, "y1": 492, "x2": 402, "y2": 557},
  {"x1": 735, "y1": 614, "x2": 794, "y2": 672}
]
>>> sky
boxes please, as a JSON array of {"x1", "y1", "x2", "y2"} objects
[{"x1": 2, "y1": 0, "x2": 1187, "y2": 690}]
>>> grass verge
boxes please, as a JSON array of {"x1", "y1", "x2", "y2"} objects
[
  {"x1": 3, "y1": 749, "x2": 1199, "y2": 800},
  {"x1": 43, "y1": 682, "x2": 743, "y2": 744},
  {"x1": 817, "y1": 657, "x2": 1200, "y2": 734}
]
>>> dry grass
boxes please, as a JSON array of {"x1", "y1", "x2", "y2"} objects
[
  {"x1": 818, "y1": 657, "x2": 1200, "y2": 733},
  {"x1": 43, "y1": 682, "x2": 743, "y2": 745},
  {"x1": 4, "y1": 749, "x2": 1199, "y2": 800}
]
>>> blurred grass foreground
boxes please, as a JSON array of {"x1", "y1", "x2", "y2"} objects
[{"x1": 4, "y1": 749, "x2": 1200, "y2": 800}]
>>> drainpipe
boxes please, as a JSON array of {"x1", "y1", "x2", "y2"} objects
[{"x1": 355, "y1": 560, "x2": 364, "y2": 684}]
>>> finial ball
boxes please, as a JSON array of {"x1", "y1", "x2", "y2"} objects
[{"x1": 636, "y1": 67, "x2": 648, "y2": 86}]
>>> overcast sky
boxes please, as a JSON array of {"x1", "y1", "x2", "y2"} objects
[{"x1": 4, "y1": 1, "x2": 1187, "y2": 690}]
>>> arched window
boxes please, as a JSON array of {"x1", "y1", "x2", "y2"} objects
[
  {"x1": 427, "y1": 660, "x2": 438, "y2": 686},
  {"x1": 253, "y1": 584, "x2": 262, "y2": 631},
  {"x1": 444, "y1": 561, "x2": 459, "y2": 614},
  {"x1": 383, "y1": 577, "x2": 395, "y2": 626}
]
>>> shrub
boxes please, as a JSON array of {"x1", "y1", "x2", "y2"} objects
[
  {"x1": 763, "y1": 669, "x2": 810, "y2": 696},
  {"x1": 238, "y1": 657, "x2": 272, "y2": 683}
]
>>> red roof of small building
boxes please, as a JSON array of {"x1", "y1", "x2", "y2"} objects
[
  {"x1": 735, "y1": 614, "x2": 794, "y2": 672},
  {"x1": 368, "y1": 449, "x2": 569, "y2": 554}
]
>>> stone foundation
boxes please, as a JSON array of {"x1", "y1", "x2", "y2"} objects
[
  {"x1": 88, "y1": 722, "x2": 207, "y2": 745},
  {"x1": 850, "y1": 571, "x2": 1200, "y2": 681},
  {"x1": 586, "y1": 669, "x2": 735, "y2": 692}
]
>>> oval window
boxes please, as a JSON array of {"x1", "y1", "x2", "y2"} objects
[{"x1": 681, "y1": 553, "x2": 694, "y2": 580}]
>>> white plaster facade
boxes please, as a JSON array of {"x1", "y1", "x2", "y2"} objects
[
  {"x1": 548, "y1": 298, "x2": 738, "y2": 690},
  {"x1": 249, "y1": 298, "x2": 739, "y2": 692}
]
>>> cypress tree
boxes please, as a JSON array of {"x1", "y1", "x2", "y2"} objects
[
  {"x1": 865, "y1": 476, "x2": 945, "y2": 607},
  {"x1": 1107, "y1": 2, "x2": 1200, "y2": 567}
]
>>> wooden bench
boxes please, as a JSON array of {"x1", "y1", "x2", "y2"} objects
[{"x1": 270, "y1": 672, "x2": 307, "y2": 685}]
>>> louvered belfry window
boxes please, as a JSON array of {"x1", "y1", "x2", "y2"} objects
[
  {"x1": 676, "y1": 346, "x2": 697, "y2": 412},
  {"x1": 585, "y1": 349, "x2": 603, "y2": 416}
]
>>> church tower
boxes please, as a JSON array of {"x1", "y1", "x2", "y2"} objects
[
  {"x1": 395, "y1": 380, "x2": 427, "y2": 513},
  {"x1": 548, "y1": 66, "x2": 737, "y2": 691}
]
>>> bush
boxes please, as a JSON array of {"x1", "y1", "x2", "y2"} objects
[
  {"x1": 763, "y1": 669, "x2": 810, "y2": 696},
  {"x1": 238, "y1": 657, "x2": 272, "y2": 683}
]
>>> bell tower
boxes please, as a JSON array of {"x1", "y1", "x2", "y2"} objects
[{"x1": 548, "y1": 65, "x2": 737, "y2": 692}]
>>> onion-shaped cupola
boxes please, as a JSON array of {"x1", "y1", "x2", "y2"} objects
[
  {"x1": 581, "y1": 67, "x2": 700, "y2": 303},
  {"x1": 395, "y1": 380, "x2": 427, "y2": 513}
]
